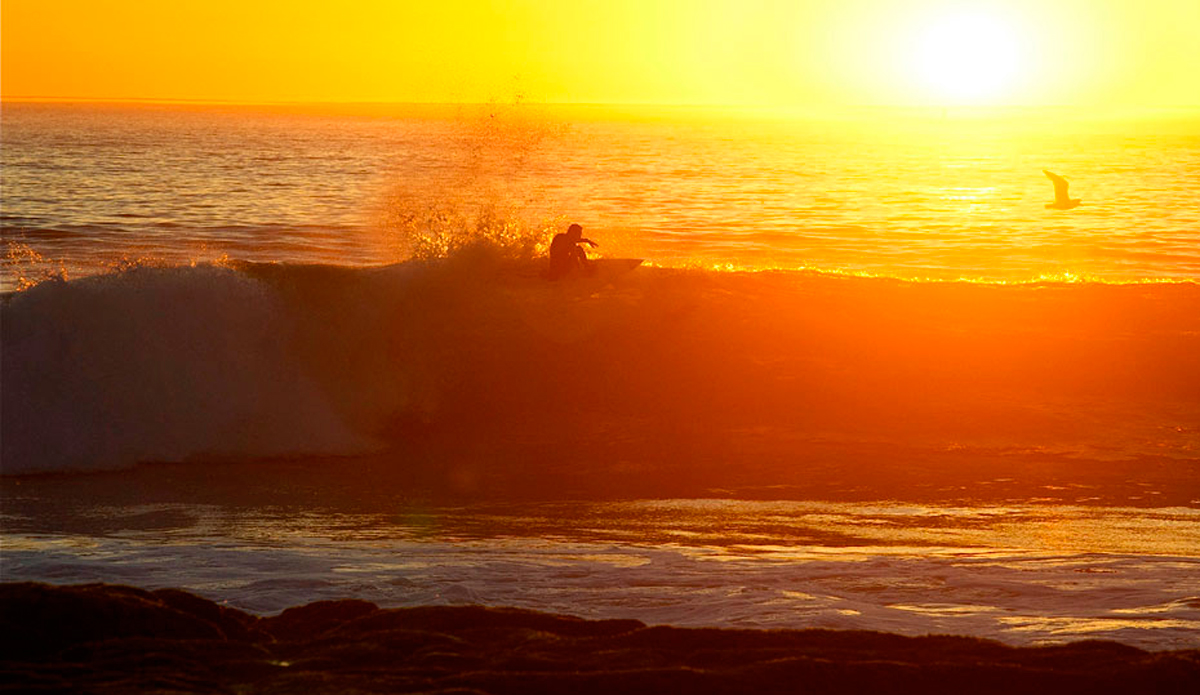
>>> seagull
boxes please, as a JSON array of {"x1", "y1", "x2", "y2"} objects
[{"x1": 1043, "y1": 170, "x2": 1082, "y2": 210}]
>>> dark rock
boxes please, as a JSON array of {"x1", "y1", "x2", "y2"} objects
[
  {"x1": 2, "y1": 582, "x2": 1198, "y2": 695},
  {"x1": 152, "y1": 586, "x2": 266, "y2": 642},
  {"x1": 330, "y1": 604, "x2": 644, "y2": 640},
  {"x1": 0, "y1": 582, "x2": 224, "y2": 660},
  {"x1": 262, "y1": 598, "x2": 377, "y2": 640}
]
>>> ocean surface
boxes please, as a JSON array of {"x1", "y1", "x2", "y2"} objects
[
  {"x1": 4, "y1": 102, "x2": 1200, "y2": 286},
  {"x1": 2, "y1": 102, "x2": 1198, "y2": 650}
]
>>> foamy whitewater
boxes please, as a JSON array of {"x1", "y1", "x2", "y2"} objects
[{"x1": 2, "y1": 103, "x2": 1198, "y2": 650}]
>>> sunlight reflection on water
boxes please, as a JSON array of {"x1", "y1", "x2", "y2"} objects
[
  {"x1": 4, "y1": 104, "x2": 1199, "y2": 290},
  {"x1": 3, "y1": 498, "x2": 1198, "y2": 649}
]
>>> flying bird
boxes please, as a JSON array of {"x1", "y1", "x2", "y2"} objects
[{"x1": 1043, "y1": 170, "x2": 1081, "y2": 210}]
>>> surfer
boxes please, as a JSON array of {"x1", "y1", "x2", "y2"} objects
[{"x1": 547, "y1": 223, "x2": 598, "y2": 279}]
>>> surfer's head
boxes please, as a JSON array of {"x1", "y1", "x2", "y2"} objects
[{"x1": 567, "y1": 223, "x2": 583, "y2": 239}]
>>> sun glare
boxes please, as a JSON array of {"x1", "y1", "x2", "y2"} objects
[{"x1": 910, "y1": 10, "x2": 1025, "y2": 104}]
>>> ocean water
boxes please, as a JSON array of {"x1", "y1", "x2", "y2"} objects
[
  {"x1": 3, "y1": 494, "x2": 1198, "y2": 650},
  {"x1": 2, "y1": 102, "x2": 1198, "y2": 650},
  {"x1": 4, "y1": 102, "x2": 1200, "y2": 286}
]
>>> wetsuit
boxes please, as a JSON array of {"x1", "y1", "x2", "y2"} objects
[{"x1": 548, "y1": 233, "x2": 589, "y2": 279}]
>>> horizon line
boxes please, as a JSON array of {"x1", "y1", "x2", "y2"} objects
[{"x1": 4, "y1": 96, "x2": 1200, "y2": 119}]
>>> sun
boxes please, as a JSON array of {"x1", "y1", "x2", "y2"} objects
[{"x1": 909, "y1": 10, "x2": 1025, "y2": 104}]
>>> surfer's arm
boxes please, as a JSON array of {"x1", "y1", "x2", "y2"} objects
[{"x1": 581, "y1": 238, "x2": 598, "y2": 248}]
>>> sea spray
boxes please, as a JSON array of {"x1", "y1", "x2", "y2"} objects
[{"x1": 372, "y1": 98, "x2": 579, "y2": 266}]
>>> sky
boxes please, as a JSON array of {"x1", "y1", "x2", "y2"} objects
[{"x1": 2, "y1": 0, "x2": 1199, "y2": 108}]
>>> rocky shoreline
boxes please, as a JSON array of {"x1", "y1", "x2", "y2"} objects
[{"x1": 2, "y1": 582, "x2": 1197, "y2": 694}]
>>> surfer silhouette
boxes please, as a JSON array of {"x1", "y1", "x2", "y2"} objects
[{"x1": 547, "y1": 223, "x2": 598, "y2": 279}]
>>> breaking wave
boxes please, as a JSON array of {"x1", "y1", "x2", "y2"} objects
[{"x1": 3, "y1": 249, "x2": 1199, "y2": 475}]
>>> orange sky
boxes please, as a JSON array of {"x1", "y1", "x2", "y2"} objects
[{"x1": 3, "y1": 0, "x2": 1198, "y2": 107}]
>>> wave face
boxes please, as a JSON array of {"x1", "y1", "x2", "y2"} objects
[
  {"x1": 3, "y1": 255, "x2": 1199, "y2": 475},
  {"x1": 1, "y1": 265, "x2": 369, "y2": 472}
]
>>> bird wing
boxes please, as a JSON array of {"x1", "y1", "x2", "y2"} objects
[{"x1": 1043, "y1": 170, "x2": 1071, "y2": 203}]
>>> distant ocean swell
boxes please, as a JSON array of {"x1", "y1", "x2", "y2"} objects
[{"x1": 3, "y1": 252, "x2": 1199, "y2": 475}]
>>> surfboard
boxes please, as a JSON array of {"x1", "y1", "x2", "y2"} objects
[
  {"x1": 537, "y1": 258, "x2": 643, "y2": 281},
  {"x1": 589, "y1": 258, "x2": 643, "y2": 279}
]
